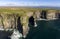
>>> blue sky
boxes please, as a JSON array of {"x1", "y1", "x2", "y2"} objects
[{"x1": 0, "y1": 0, "x2": 60, "y2": 6}]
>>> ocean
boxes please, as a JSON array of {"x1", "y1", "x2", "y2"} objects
[{"x1": 25, "y1": 19, "x2": 60, "y2": 39}]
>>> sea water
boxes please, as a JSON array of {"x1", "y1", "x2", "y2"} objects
[{"x1": 25, "y1": 19, "x2": 60, "y2": 39}]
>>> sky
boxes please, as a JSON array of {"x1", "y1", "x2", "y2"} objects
[{"x1": 0, "y1": 0, "x2": 60, "y2": 7}]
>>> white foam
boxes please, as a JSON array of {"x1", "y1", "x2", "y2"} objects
[
  {"x1": 34, "y1": 22, "x2": 37, "y2": 27},
  {"x1": 0, "y1": 26, "x2": 4, "y2": 31},
  {"x1": 36, "y1": 18, "x2": 58, "y2": 21},
  {"x1": 10, "y1": 29, "x2": 22, "y2": 39},
  {"x1": 23, "y1": 35, "x2": 26, "y2": 38}
]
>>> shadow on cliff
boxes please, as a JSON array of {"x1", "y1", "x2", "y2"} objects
[{"x1": 17, "y1": 17, "x2": 23, "y2": 34}]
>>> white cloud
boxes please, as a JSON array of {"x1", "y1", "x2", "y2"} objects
[
  {"x1": 39, "y1": 2, "x2": 60, "y2": 7},
  {"x1": 3, "y1": 2, "x2": 40, "y2": 6},
  {"x1": 0, "y1": 0, "x2": 60, "y2": 7}
]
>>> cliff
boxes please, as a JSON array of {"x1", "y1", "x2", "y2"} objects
[{"x1": 0, "y1": 8, "x2": 60, "y2": 37}]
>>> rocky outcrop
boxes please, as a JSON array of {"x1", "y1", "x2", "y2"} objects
[
  {"x1": 47, "y1": 10, "x2": 57, "y2": 20},
  {"x1": 0, "y1": 13, "x2": 19, "y2": 30},
  {"x1": 34, "y1": 11, "x2": 41, "y2": 20},
  {"x1": 0, "y1": 14, "x2": 4, "y2": 29}
]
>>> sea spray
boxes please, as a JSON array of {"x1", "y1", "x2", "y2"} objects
[
  {"x1": 10, "y1": 29, "x2": 22, "y2": 39},
  {"x1": 34, "y1": 22, "x2": 37, "y2": 27},
  {"x1": 0, "y1": 26, "x2": 4, "y2": 30}
]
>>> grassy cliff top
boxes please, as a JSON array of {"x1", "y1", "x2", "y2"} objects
[{"x1": 0, "y1": 7, "x2": 59, "y2": 15}]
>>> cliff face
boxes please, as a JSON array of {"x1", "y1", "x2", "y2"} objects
[
  {"x1": 0, "y1": 8, "x2": 60, "y2": 37},
  {"x1": 0, "y1": 10, "x2": 59, "y2": 30},
  {"x1": 0, "y1": 14, "x2": 18, "y2": 30}
]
